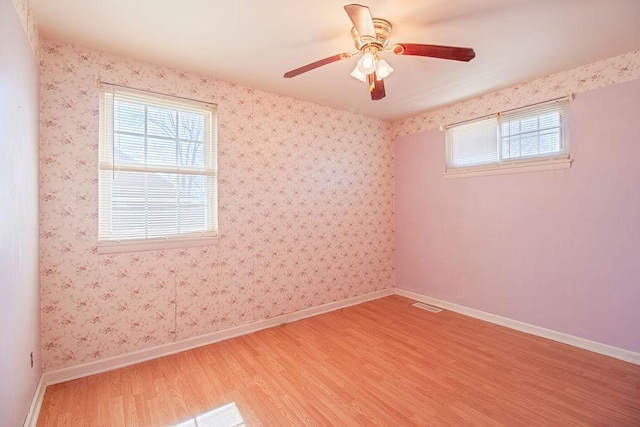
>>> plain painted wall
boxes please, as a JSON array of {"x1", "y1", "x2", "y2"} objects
[
  {"x1": 394, "y1": 79, "x2": 640, "y2": 352},
  {"x1": 0, "y1": 0, "x2": 42, "y2": 424}
]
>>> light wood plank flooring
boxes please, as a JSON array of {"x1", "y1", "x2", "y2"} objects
[{"x1": 37, "y1": 295, "x2": 640, "y2": 426}]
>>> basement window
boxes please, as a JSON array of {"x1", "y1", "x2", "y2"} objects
[
  {"x1": 445, "y1": 98, "x2": 571, "y2": 178},
  {"x1": 98, "y1": 85, "x2": 218, "y2": 253}
]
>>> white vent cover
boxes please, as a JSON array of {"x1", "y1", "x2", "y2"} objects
[{"x1": 412, "y1": 302, "x2": 442, "y2": 313}]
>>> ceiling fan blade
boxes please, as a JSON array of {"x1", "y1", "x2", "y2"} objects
[
  {"x1": 283, "y1": 53, "x2": 351, "y2": 78},
  {"x1": 368, "y1": 74, "x2": 386, "y2": 101},
  {"x1": 344, "y1": 4, "x2": 376, "y2": 38},
  {"x1": 393, "y1": 43, "x2": 476, "y2": 62}
]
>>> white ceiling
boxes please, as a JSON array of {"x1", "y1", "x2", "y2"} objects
[{"x1": 30, "y1": 0, "x2": 640, "y2": 121}]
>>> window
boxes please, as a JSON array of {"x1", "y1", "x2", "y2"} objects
[
  {"x1": 98, "y1": 85, "x2": 218, "y2": 252},
  {"x1": 446, "y1": 116, "x2": 498, "y2": 168},
  {"x1": 445, "y1": 98, "x2": 570, "y2": 177}
]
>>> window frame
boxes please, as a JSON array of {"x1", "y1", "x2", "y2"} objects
[
  {"x1": 97, "y1": 85, "x2": 218, "y2": 254},
  {"x1": 444, "y1": 98, "x2": 571, "y2": 179}
]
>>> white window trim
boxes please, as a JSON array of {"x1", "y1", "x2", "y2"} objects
[
  {"x1": 97, "y1": 236, "x2": 218, "y2": 254},
  {"x1": 444, "y1": 156, "x2": 571, "y2": 179},
  {"x1": 444, "y1": 97, "x2": 571, "y2": 178},
  {"x1": 97, "y1": 83, "x2": 218, "y2": 253}
]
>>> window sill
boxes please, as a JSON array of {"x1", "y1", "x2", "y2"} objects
[
  {"x1": 97, "y1": 236, "x2": 218, "y2": 254},
  {"x1": 444, "y1": 157, "x2": 572, "y2": 179}
]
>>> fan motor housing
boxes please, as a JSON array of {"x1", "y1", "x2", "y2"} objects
[{"x1": 351, "y1": 18, "x2": 392, "y2": 51}]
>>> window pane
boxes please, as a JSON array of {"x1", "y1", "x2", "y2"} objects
[
  {"x1": 520, "y1": 135, "x2": 538, "y2": 157},
  {"x1": 539, "y1": 129, "x2": 561, "y2": 153},
  {"x1": 539, "y1": 112, "x2": 560, "y2": 129},
  {"x1": 147, "y1": 173, "x2": 179, "y2": 237},
  {"x1": 109, "y1": 171, "x2": 148, "y2": 239},
  {"x1": 520, "y1": 116, "x2": 538, "y2": 134},
  {"x1": 178, "y1": 175, "x2": 208, "y2": 233},
  {"x1": 114, "y1": 100, "x2": 145, "y2": 134},
  {"x1": 147, "y1": 137, "x2": 177, "y2": 167},
  {"x1": 499, "y1": 103, "x2": 567, "y2": 161},
  {"x1": 147, "y1": 106, "x2": 177, "y2": 138},
  {"x1": 177, "y1": 141, "x2": 204, "y2": 169},
  {"x1": 114, "y1": 133, "x2": 145, "y2": 166},
  {"x1": 178, "y1": 112, "x2": 205, "y2": 142}
]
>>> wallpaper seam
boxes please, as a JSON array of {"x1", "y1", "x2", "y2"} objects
[{"x1": 174, "y1": 256, "x2": 178, "y2": 342}]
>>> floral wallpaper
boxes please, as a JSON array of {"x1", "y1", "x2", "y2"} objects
[
  {"x1": 392, "y1": 49, "x2": 640, "y2": 138},
  {"x1": 39, "y1": 40, "x2": 395, "y2": 371},
  {"x1": 11, "y1": 0, "x2": 39, "y2": 59}
]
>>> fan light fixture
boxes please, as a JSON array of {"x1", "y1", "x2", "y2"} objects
[
  {"x1": 350, "y1": 66, "x2": 367, "y2": 82},
  {"x1": 357, "y1": 52, "x2": 377, "y2": 74},
  {"x1": 351, "y1": 53, "x2": 394, "y2": 82},
  {"x1": 375, "y1": 59, "x2": 393, "y2": 79}
]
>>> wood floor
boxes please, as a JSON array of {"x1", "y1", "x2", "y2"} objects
[{"x1": 37, "y1": 295, "x2": 640, "y2": 426}]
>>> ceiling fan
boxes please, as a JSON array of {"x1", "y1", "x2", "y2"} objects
[{"x1": 283, "y1": 4, "x2": 476, "y2": 101}]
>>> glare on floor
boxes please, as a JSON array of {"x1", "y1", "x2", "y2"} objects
[{"x1": 173, "y1": 402, "x2": 245, "y2": 427}]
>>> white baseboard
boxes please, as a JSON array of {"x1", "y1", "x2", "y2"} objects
[
  {"x1": 44, "y1": 288, "x2": 394, "y2": 385},
  {"x1": 23, "y1": 374, "x2": 46, "y2": 427},
  {"x1": 395, "y1": 288, "x2": 640, "y2": 365}
]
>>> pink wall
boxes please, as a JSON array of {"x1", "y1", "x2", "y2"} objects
[
  {"x1": 395, "y1": 79, "x2": 640, "y2": 352},
  {"x1": 39, "y1": 40, "x2": 395, "y2": 371},
  {"x1": 0, "y1": 0, "x2": 42, "y2": 424}
]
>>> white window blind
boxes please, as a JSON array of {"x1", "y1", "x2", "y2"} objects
[
  {"x1": 446, "y1": 98, "x2": 570, "y2": 175},
  {"x1": 446, "y1": 116, "x2": 498, "y2": 168},
  {"x1": 98, "y1": 86, "x2": 218, "y2": 247}
]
